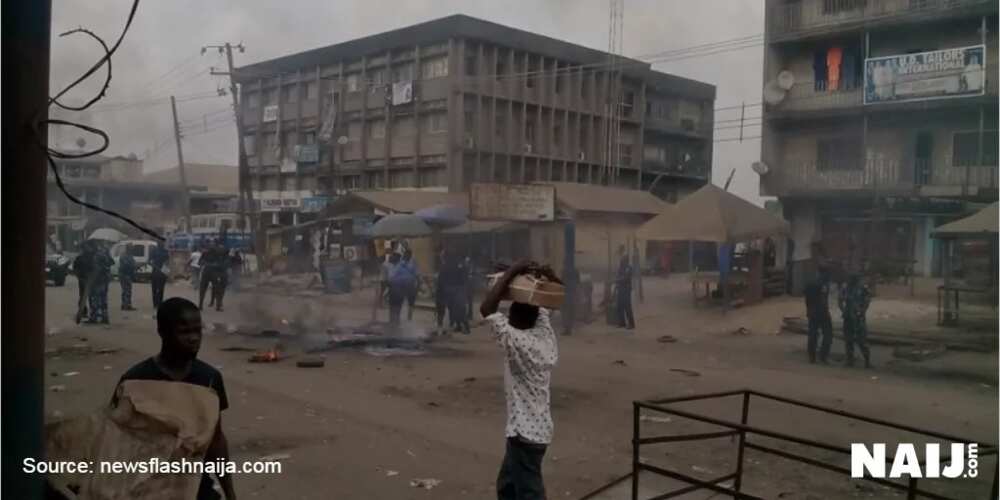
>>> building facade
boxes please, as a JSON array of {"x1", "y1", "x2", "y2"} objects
[
  {"x1": 760, "y1": 0, "x2": 998, "y2": 284},
  {"x1": 46, "y1": 154, "x2": 186, "y2": 250},
  {"x1": 234, "y1": 14, "x2": 716, "y2": 226}
]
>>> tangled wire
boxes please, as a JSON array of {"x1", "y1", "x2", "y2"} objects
[{"x1": 35, "y1": 0, "x2": 165, "y2": 241}]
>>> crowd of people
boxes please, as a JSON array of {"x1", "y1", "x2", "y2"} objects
[
  {"x1": 72, "y1": 240, "x2": 170, "y2": 325},
  {"x1": 378, "y1": 243, "x2": 475, "y2": 335}
]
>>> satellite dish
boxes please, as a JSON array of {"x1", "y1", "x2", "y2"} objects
[
  {"x1": 763, "y1": 81, "x2": 787, "y2": 105},
  {"x1": 777, "y1": 70, "x2": 795, "y2": 90},
  {"x1": 336, "y1": 136, "x2": 349, "y2": 145},
  {"x1": 751, "y1": 161, "x2": 770, "y2": 176}
]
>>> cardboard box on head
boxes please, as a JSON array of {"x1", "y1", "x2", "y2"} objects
[{"x1": 488, "y1": 272, "x2": 565, "y2": 309}]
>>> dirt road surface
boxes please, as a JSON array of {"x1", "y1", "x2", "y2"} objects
[{"x1": 43, "y1": 275, "x2": 997, "y2": 499}]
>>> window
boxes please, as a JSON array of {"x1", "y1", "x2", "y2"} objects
[
  {"x1": 953, "y1": 131, "x2": 999, "y2": 167},
  {"x1": 495, "y1": 52, "x2": 507, "y2": 80},
  {"x1": 82, "y1": 165, "x2": 100, "y2": 178},
  {"x1": 264, "y1": 133, "x2": 279, "y2": 152},
  {"x1": 464, "y1": 110, "x2": 476, "y2": 133},
  {"x1": 392, "y1": 64, "x2": 414, "y2": 83},
  {"x1": 304, "y1": 82, "x2": 318, "y2": 100},
  {"x1": 346, "y1": 74, "x2": 359, "y2": 92},
  {"x1": 281, "y1": 175, "x2": 296, "y2": 191},
  {"x1": 555, "y1": 72, "x2": 563, "y2": 94},
  {"x1": 368, "y1": 172, "x2": 384, "y2": 189},
  {"x1": 553, "y1": 125, "x2": 561, "y2": 147},
  {"x1": 620, "y1": 144, "x2": 633, "y2": 165},
  {"x1": 495, "y1": 115, "x2": 506, "y2": 139},
  {"x1": 304, "y1": 131, "x2": 317, "y2": 145},
  {"x1": 264, "y1": 89, "x2": 277, "y2": 105},
  {"x1": 464, "y1": 52, "x2": 477, "y2": 76},
  {"x1": 370, "y1": 69, "x2": 386, "y2": 86},
  {"x1": 822, "y1": 0, "x2": 866, "y2": 14},
  {"x1": 525, "y1": 119, "x2": 535, "y2": 143},
  {"x1": 283, "y1": 131, "x2": 296, "y2": 152},
  {"x1": 419, "y1": 167, "x2": 444, "y2": 187},
  {"x1": 421, "y1": 58, "x2": 449, "y2": 79},
  {"x1": 369, "y1": 120, "x2": 386, "y2": 139},
  {"x1": 247, "y1": 92, "x2": 260, "y2": 108},
  {"x1": 283, "y1": 86, "x2": 297, "y2": 104},
  {"x1": 263, "y1": 175, "x2": 280, "y2": 190},
  {"x1": 244, "y1": 135, "x2": 257, "y2": 156},
  {"x1": 64, "y1": 164, "x2": 81, "y2": 178},
  {"x1": 424, "y1": 114, "x2": 446, "y2": 134},
  {"x1": 342, "y1": 175, "x2": 361, "y2": 190},
  {"x1": 817, "y1": 136, "x2": 862, "y2": 171}
]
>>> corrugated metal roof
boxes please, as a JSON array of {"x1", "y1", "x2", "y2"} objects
[
  {"x1": 540, "y1": 182, "x2": 668, "y2": 215},
  {"x1": 349, "y1": 190, "x2": 468, "y2": 213},
  {"x1": 932, "y1": 202, "x2": 998, "y2": 238}
]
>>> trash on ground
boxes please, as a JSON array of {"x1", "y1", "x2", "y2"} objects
[
  {"x1": 63, "y1": 371, "x2": 80, "y2": 377},
  {"x1": 409, "y1": 478, "x2": 441, "y2": 490},
  {"x1": 612, "y1": 360, "x2": 627, "y2": 366},
  {"x1": 669, "y1": 368, "x2": 701, "y2": 377},
  {"x1": 731, "y1": 327, "x2": 751, "y2": 336},
  {"x1": 258, "y1": 453, "x2": 291, "y2": 462},
  {"x1": 691, "y1": 465, "x2": 713, "y2": 474},
  {"x1": 221, "y1": 346, "x2": 256, "y2": 352},
  {"x1": 657, "y1": 335, "x2": 677, "y2": 343},
  {"x1": 102, "y1": 365, "x2": 112, "y2": 371},
  {"x1": 96, "y1": 348, "x2": 120, "y2": 354},
  {"x1": 296, "y1": 357, "x2": 325, "y2": 368},
  {"x1": 386, "y1": 470, "x2": 399, "y2": 477},
  {"x1": 892, "y1": 344, "x2": 947, "y2": 362},
  {"x1": 50, "y1": 385, "x2": 67, "y2": 392}
]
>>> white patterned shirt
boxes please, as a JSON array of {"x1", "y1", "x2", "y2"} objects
[{"x1": 486, "y1": 308, "x2": 558, "y2": 444}]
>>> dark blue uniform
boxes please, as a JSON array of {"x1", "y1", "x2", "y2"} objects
[
  {"x1": 839, "y1": 278, "x2": 872, "y2": 367},
  {"x1": 804, "y1": 278, "x2": 832, "y2": 363},
  {"x1": 119, "y1": 252, "x2": 136, "y2": 310},
  {"x1": 88, "y1": 248, "x2": 114, "y2": 323}
]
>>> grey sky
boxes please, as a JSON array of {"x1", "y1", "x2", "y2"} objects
[{"x1": 50, "y1": 0, "x2": 766, "y2": 204}]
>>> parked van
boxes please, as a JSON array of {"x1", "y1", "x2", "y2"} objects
[{"x1": 110, "y1": 240, "x2": 160, "y2": 282}]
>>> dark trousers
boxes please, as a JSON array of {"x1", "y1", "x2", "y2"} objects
[
  {"x1": 88, "y1": 280, "x2": 109, "y2": 323},
  {"x1": 76, "y1": 277, "x2": 90, "y2": 321},
  {"x1": 807, "y1": 314, "x2": 833, "y2": 362},
  {"x1": 406, "y1": 284, "x2": 418, "y2": 321},
  {"x1": 388, "y1": 288, "x2": 405, "y2": 326},
  {"x1": 617, "y1": 287, "x2": 635, "y2": 329},
  {"x1": 447, "y1": 285, "x2": 470, "y2": 333},
  {"x1": 843, "y1": 315, "x2": 871, "y2": 366},
  {"x1": 151, "y1": 270, "x2": 167, "y2": 309},
  {"x1": 199, "y1": 269, "x2": 227, "y2": 310},
  {"x1": 435, "y1": 285, "x2": 449, "y2": 329},
  {"x1": 119, "y1": 277, "x2": 133, "y2": 308},
  {"x1": 497, "y1": 437, "x2": 547, "y2": 500}
]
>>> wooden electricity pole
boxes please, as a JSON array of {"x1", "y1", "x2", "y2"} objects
[{"x1": 170, "y1": 95, "x2": 193, "y2": 233}]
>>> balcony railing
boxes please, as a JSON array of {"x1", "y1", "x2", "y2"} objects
[
  {"x1": 771, "y1": 82, "x2": 863, "y2": 113},
  {"x1": 642, "y1": 159, "x2": 710, "y2": 178},
  {"x1": 765, "y1": 158, "x2": 998, "y2": 195},
  {"x1": 768, "y1": 0, "x2": 995, "y2": 38}
]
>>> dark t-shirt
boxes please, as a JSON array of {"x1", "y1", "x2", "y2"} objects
[{"x1": 114, "y1": 357, "x2": 229, "y2": 500}]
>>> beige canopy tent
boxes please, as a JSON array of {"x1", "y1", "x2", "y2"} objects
[
  {"x1": 931, "y1": 202, "x2": 998, "y2": 239},
  {"x1": 637, "y1": 184, "x2": 789, "y2": 243}
]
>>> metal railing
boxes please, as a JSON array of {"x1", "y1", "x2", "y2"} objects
[
  {"x1": 766, "y1": 158, "x2": 999, "y2": 195},
  {"x1": 768, "y1": 0, "x2": 994, "y2": 38},
  {"x1": 580, "y1": 389, "x2": 998, "y2": 500}
]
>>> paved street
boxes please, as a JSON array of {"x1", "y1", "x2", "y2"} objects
[{"x1": 45, "y1": 276, "x2": 998, "y2": 499}]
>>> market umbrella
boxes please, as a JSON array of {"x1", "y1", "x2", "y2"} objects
[
  {"x1": 637, "y1": 184, "x2": 789, "y2": 243},
  {"x1": 414, "y1": 204, "x2": 468, "y2": 228},
  {"x1": 88, "y1": 227, "x2": 127, "y2": 243},
  {"x1": 931, "y1": 202, "x2": 998, "y2": 238},
  {"x1": 369, "y1": 214, "x2": 433, "y2": 238}
]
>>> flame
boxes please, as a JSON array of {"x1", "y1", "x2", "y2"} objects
[{"x1": 250, "y1": 348, "x2": 280, "y2": 363}]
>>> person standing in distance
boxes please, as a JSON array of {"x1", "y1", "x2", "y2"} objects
[{"x1": 480, "y1": 261, "x2": 560, "y2": 500}]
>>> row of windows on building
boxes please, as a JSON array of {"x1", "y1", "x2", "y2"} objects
[
  {"x1": 244, "y1": 57, "x2": 450, "y2": 108},
  {"x1": 814, "y1": 130, "x2": 1000, "y2": 171},
  {"x1": 251, "y1": 167, "x2": 445, "y2": 191}
]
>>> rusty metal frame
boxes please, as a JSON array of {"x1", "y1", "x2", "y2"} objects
[{"x1": 581, "y1": 389, "x2": 998, "y2": 500}]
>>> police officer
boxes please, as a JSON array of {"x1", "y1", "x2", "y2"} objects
[
  {"x1": 87, "y1": 242, "x2": 114, "y2": 324},
  {"x1": 118, "y1": 245, "x2": 137, "y2": 311},
  {"x1": 198, "y1": 240, "x2": 229, "y2": 312},
  {"x1": 839, "y1": 273, "x2": 872, "y2": 368},
  {"x1": 803, "y1": 268, "x2": 833, "y2": 364}
]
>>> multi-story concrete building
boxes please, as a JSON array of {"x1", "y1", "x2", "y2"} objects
[
  {"x1": 234, "y1": 14, "x2": 715, "y2": 226},
  {"x1": 760, "y1": 0, "x2": 998, "y2": 286}
]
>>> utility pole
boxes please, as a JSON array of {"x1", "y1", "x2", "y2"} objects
[
  {"x1": 205, "y1": 42, "x2": 260, "y2": 256},
  {"x1": 4, "y1": 2, "x2": 50, "y2": 498},
  {"x1": 170, "y1": 95, "x2": 193, "y2": 233}
]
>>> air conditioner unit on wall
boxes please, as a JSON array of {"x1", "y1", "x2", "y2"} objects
[
  {"x1": 524, "y1": 143, "x2": 533, "y2": 154},
  {"x1": 464, "y1": 136, "x2": 475, "y2": 148},
  {"x1": 578, "y1": 151, "x2": 586, "y2": 160}
]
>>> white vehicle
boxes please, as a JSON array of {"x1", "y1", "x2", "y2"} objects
[{"x1": 110, "y1": 240, "x2": 160, "y2": 282}]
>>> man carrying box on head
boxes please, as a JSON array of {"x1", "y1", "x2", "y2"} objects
[{"x1": 480, "y1": 260, "x2": 562, "y2": 500}]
